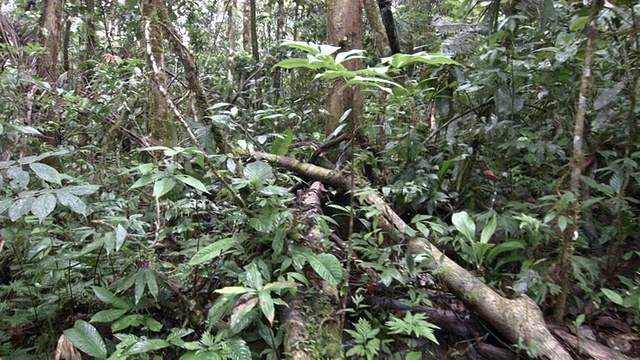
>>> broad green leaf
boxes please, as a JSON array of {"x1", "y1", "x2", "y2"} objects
[
  {"x1": 143, "y1": 316, "x2": 163, "y2": 332},
  {"x1": 175, "y1": 174, "x2": 210, "y2": 193},
  {"x1": 487, "y1": 241, "x2": 525, "y2": 263},
  {"x1": 262, "y1": 281, "x2": 298, "y2": 292},
  {"x1": 245, "y1": 262, "x2": 264, "y2": 289},
  {"x1": 214, "y1": 286, "x2": 255, "y2": 295},
  {"x1": 274, "y1": 58, "x2": 316, "y2": 69},
  {"x1": 56, "y1": 190, "x2": 87, "y2": 215},
  {"x1": 243, "y1": 161, "x2": 273, "y2": 187},
  {"x1": 188, "y1": 237, "x2": 235, "y2": 265},
  {"x1": 64, "y1": 320, "x2": 107, "y2": 359},
  {"x1": 307, "y1": 253, "x2": 343, "y2": 285},
  {"x1": 8, "y1": 196, "x2": 35, "y2": 221},
  {"x1": 569, "y1": 16, "x2": 589, "y2": 31},
  {"x1": 65, "y1": 185, "x2": 101, "y2": 195},
  {"x1": 7, "y1": 166, "x2": 29, "y2": 188},
  {"x1": 31, "y1": 193, "x2": 56, "y2": 223},
  {"x1": 335, "y1": 49, "x2": 366, "y2": 64},
  {"x1": 30, "y1": 162, "x2": 61, "y2": 185},
  {"x1": 111, "y1": 314, "x2": 145, "y2": 332},
  {"x1": 130, "y1": 173, "x2": 155, "y2": 189},
  {"x1": 91, "y1": 309, "x2": 128, "y2": 323},
  {"x1": 0, "y1": 199, "x2": 12, "y2": 215},
  {"x1": 280, "y1": 40, "x2": 323, "y2": 55},
  {"x1": 144, "y1": 269, "x2": 159, "y2": 301},
  {"x1": 480, "y1": 214, "x2": 497, "y2": 244},
  {"x1": 270, "y1": 129, "x2": 294, "y2": 155},
  {"x1": 557, "y1": 215, "x2": 567, "y2": 232},
  {"x1": 92, "y1": 286, "x2": 130, "y2": 310},
  {"x1": 601, "y1": 288, "x2": 623, "y2": 305},
  {"x1": 153, "y1": 177, "x2": 176, "y2": 198},
  {"x1": 115, "y1": 224, "x2": 126, "y2": 252},
  {"x1": 230, "y1": 295, "x2": 258, "y2": 332},
  {"x1": 258, "y1": 290, "x2": 275, "y2": 325},
  {"x1": 226, "y1": 338, "x2": 251, "y2": 360},
  {"x1": 452, "y1": 211, "x2": 476, "y2": 242},
  {"x1": 124, "y1": 338, "x2": 170, "y2": 355}
]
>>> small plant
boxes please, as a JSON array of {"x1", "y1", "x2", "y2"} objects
[{"x1": 345, "y1": 318, "x2": 381, "y2": 360}]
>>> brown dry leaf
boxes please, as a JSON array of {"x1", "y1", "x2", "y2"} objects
[{"x1": 54, "y1": 334, "x2": 81, "y2": 360}]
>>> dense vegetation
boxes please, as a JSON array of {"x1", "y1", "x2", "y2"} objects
[{"x1": 0, "y1": 0, "x2": 638, "y2": 358}]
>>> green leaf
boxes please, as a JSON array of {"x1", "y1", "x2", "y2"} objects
[
  {"x1": 480, "y1": 214, "x2": 497, "y2": 244},
  {"x1": 487, "y1": 241, "x2": 525, "y2": 263},
  {"x1": 262, "y1": 281, "x2": 298, "y2": 292},
  {"x1": 64, "y1": 320, "x2": 107, "y2": 359},
  {"x1": 280, "y1": 40, "x2": 323, "y2": 55},
  {"x1": 7, "y1": 166, "x2": 30, "y2": 188},
  {"x1": 214, "y1": 286, "x2": 255, "y2": 295},
  {"x1": 270, "y1": 129, "x2": 294, "y2": 155},
  {"x1": 569, "y1": 16, "x2": 589, "y2": 31},
  {"x1": 111, "y1": 314, "x2": 144, "y2": 332},
  {"x1": 188, "y1": 237, "x2": 235, "y2": 266},
  {"x1": 56, "y1": 190, "x2": 87, "y2": 215},
  {"x1": 244, "y1": 161, "x2": 273, "y2": 187},
  {"x1": 307, "y1": 253, "x2": 343, "y2": 285},
  {"x1": 230, "y1": 295, "x2": 258, "y2": 333},
  {"x1": 258, "y1": 290, "x2": 275, "y2": 325},
  {"x1": 66, "y1": 185, "x2": 101, "y2": 195},
  {"x1": 144, "y1": 269, "x2": 159, "y2": 301},
  {"x1": 30, "y1": 162, "x2": 61, "y2": 185},
  {"x1": 226, "y1": 338, "x2": 252, "y2": 360},
  {"x1": 175, "y1": 174, "x2": 210, "y2": 194},
  {"x1": 115, "y1": 224, "x2": 127, "y2": 252},
  {"x1": 91, "y1": 309, "x2": 128, "y2": 323},
  {"x1": 452, "y1": 211, "x2": 476, "y2": 242},
  {"x1": 8, "y1": 196, "x2": 35, "y2": 221},
  {"x1": 130, "y1": 173, "x2": 156, "y2": 189},
  {"x1": 245, "y1": 262, "x2": 264, "y2": 289},
  {"x1": 0, "y1": 199, "x2": 12, "y2": 215},
  {"x1": 92, "y1": 286, "x2": 130, "y2": 310},
  {"x1": 153, "y1": 177, "x2": 176, "y2": 198},
  {"x1": 135, "y1": 270, "x2": 145, "y2": 305},
  {"x1": 124, "y1": 338, "x2": 170, "y2": 355},
  {"x1": 601, "y1": 288, "x2": 623, "y2": 305},
  {"x1": 557, "y1": 215, "x2": 567, "y2": 232},
  {"x1": 31, "y1": 193, "x2": 56, "y2": 222}
]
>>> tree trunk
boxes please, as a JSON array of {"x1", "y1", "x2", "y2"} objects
[
  {"x1": 272, "y1": 0, "x2": 285, "y2": 100},
  {"x1": 154, "y1": 0, "x2": 231, "y2": 154},
  {"x1": 227, "y1": 0, "x2": 237, "y2": 82},
  {"x1": 553, "y1": 14, "x2": 598, "y2": 322},
  {"x1": 142, "y1": 0, "x2": 175, "y2": 145},
  {"x1": 376, "y1": 0, "x2": 401, "y2": 54},
  {"x1": 37, "y1": 0, "x2": 65, "y2": 83},
  {"x1": 242, "y1": 0, "x2": 251, "y2": 53},
  {"x1": 325, "y1": 0, "x2": 364, "y2": 139},
  {"x1": 363, "y1": 0, "x2": 391, "y2": 57},
  {"x1": 249, "y1": 0, "x2": 259, "y2": 62}
]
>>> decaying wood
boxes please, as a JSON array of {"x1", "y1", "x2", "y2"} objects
[
  {"x1": 281, "y1": 295, "x2": 313, "y2": 360},
  {"x1": 256, "y1": 152, "x2": 573, "y2": 360},
  {"x1": 551, "y1": 327, "x2": 632, "y2": 360},
  {"x1": 281, "y1": 181, "x2": 342, "y2": 359}
]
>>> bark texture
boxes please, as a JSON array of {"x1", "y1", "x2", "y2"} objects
[
  {"x1": 142, "y1": 0, "x2": 174, "y2": 144},
  {"x1": 325, "y1": 0, "x2": 364, "y2": 138},
  {"x1": 363, "y1": 0, "x2": 391, "y2": 57},
  {"x1": 37, "y1": 0, "x2": 65, "y2": 82}
]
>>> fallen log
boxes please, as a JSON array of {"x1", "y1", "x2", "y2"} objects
[
  {"x1": 281, "y1": 181, "x2": 343, "y2": 359},
  {"x1": 256, "y1": 152, "x2": 572, "y2": 360}
]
